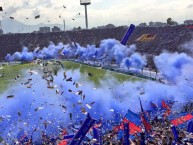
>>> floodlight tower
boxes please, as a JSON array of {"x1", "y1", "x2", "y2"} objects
[{"x1": 80, "y1": 0, "x2": 91, "y2": 29}]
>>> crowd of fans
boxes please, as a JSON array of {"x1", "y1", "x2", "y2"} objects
[
  {"x1": 0, "y1": 25, "x2": 193, "y2": 69},
  {"x1": 102, "y1": 118, "x2": 193, "y2": 145},
  {"x1": 4, "y1": 112, "x2": 193, "y2": 145}
]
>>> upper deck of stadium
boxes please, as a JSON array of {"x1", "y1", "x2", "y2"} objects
[{"x1": 0, "y1": 25, "x2": 193, "y2": 62}]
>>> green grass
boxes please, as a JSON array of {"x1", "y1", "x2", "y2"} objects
[
  {"x1": 0, "y1": 63, "x2": 36, "y2": 93},
  {"x1": 0, "y1": 61, "x2": 140, "y2": 93},
  {"x1": 63, "y1": 61, "x2": 139, "y2": 85}
]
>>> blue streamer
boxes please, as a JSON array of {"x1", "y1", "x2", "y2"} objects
[{"x1": 120, "y1": 24, "x2": 135, "y2": 45}]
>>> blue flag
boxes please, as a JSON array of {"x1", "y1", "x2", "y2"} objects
[
  {"x1": 69, "y1": 114, "x2": 96, "y2": 145},
  {"x1": 171, "y1": 126, "x2": 178, "y2": 143},
  {"x1": 124, "y1": 123, "x2": 130, "y2": 145},
  {"x1": 63, "y1": 135, "x2": 74, "y2": 140},
  {"x1": 150, "y1": 102, "x2": 158, "y2": 111},
  {"x1": 187, "y1": 121, "x2": 193, "y2": 133},
  {"x1": 120, "y1": 24, "x2": 135, "y2": 45},
  {"x1": 124, "y1": 110, "x2": 141, "y2": 125},
  {"x1": 93, "y1": 127, "x2": 102, "y2": 145},
  {"x1": 139, "y1": 97, "x2": 151, "y2": 133}
]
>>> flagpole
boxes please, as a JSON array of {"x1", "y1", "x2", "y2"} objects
[
  {"x1": 138, "y1": 96, "x2": 144, "y2": 113},
  {"x1": 138, "y1": 96, "x2": 152, "y2": 135}
]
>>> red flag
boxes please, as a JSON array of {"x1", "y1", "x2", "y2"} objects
[
  {"x1": 61, "y1": 128, "x2": 68, "y2": 136},
  {"x1": 139, "y1": 97, "x2": 151, "y2": 132},
  {"x1": 150, "y1": 102, "x2": 158, "y2": 110},
  {"x1": 186, "y1": 26, "x2": 193, "y2": 29},
  {"x1": 58, "y1": 140, "x2": 68, "y2": 145},
  {"x1": 162, "y1": 100, "x2": 171, "y2": 117},
  {"x1": 141, "y1": 115, "x2": 151, "y2": 132},
  {"x1": 93, "y1": 121, "x2": 102, "y2": 128},
  {"x1": 123, "y1": 118, "x2": 142, "y2": 134},
  {"x1": 113, "y1": 125, "x2": 122, "y2": 132},
  {"x1": 171, "y1": 114, "x2": 193, "y2": 126},
  {"x1": 164, "y1": 109, "x2": 171, "y2": 117},
  {"x1": 162, "y1": 100, "x2": 170, "y2": 109},
  {"x1": 113, "y1": 110, "x2": 142, "y2": 134},
  {"x1": 113, "y1": 118, "x2": 142, "y2": 135}
]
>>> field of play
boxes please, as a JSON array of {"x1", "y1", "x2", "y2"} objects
[{"x1": 0, "y1": 61, "x2": 139, "y2": 93}]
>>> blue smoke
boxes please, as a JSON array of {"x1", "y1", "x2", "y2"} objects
[
  {"x1": 5, "y1": 39, "x2": 146, "y2": 71},
  {"x1": 121, "y1": 53, "x2": 146, "y2": 70},
  {"x1": 1, "y1": 53, "x2": 193, "y2": 143},
  {"x1": 2, "y1": 37, "x2": 193, "y2": 143},
  {"x1": 154, "y1": 52, "x2": 193, "y2": 82},
  {"x1": 6, "y1": 47, "x2": 34, "y2": 62}
]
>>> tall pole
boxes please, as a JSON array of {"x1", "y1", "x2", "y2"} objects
[
  {"x1": 80, "y1": 0, "x2": 90, "y2": 29},
  {"x1": 85, "y1": 5, "x2": 88, "y2": 29}
]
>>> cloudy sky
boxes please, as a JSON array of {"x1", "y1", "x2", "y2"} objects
[{"x1": 0, "y1": 0, "x2": 193, "y2": 29}]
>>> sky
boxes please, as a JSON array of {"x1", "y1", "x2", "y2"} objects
[{"x1": 0, "y1": 0, "x2": 193, "y2": 29}]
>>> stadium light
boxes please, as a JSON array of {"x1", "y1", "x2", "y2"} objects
[{"x1": 80, "y1": 0, "x2": 91, "y2": 29}]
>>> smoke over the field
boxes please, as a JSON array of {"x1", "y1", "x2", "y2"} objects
[
  {"x1": 154, "y1": 52, "x2": 193, "y2": 82},
  {"x1": 5, "y1": 39, "x2": 146, "y2": 70},
  {"x1": 1, "y1": 39, "x2": 193, "y2": 143}
]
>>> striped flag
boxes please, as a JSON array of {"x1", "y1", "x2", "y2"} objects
[
  {"x1": 171, "y1": 114, "x2": 193, "y2": 126},
  {"x1": 113, "y1": 110, "x2": 142, "y2": 135}
]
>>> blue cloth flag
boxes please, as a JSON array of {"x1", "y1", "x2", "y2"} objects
[
  {"x1": 187, "y1": 121, "x2": 193, "y2": 133},
  {"x1": 93, "y1": 127, "x2": 102, "y2": 145},
  {"x1": 124, "y1": 123, "x2": 130, "y2": 145},
  {"x1": 69, "y1": 114, "x2": 96, "y2": 145},
  {"x1": 171, "y1": 126, "x2": 178, "y2": 143}
]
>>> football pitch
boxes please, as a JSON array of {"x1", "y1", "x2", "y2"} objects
[{"x1": 0, "y1": 61, "x2": 139, "y2": 93}]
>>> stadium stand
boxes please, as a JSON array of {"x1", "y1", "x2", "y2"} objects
[{"x1": 0, "y1": 25, "x2": 193, "y2": 68}]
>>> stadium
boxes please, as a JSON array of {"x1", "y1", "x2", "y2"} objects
[{"x1": 0, "y1": 0, "x2": 193, "y2": 144}]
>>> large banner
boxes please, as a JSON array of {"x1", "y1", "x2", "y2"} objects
[{"x1": 136, "y1": 34, "x2": 156, "y2": 42}]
